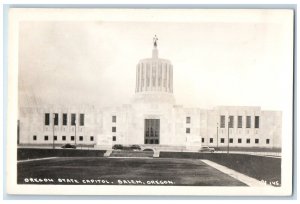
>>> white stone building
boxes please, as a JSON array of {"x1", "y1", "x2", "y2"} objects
[{"x1": 18, "y1": 40, "x2": 282, "y2": 151}]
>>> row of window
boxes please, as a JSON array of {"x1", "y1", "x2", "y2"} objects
[
  {"x1": 33, "y1": 135, "x2": 94, "y2": 141},
  {"x1": 145, "y1": 139, "x2": 159, "y2": 144},
  {"x1": 220, "y1": 115, "x2": 259, "y2": 128},
  {"x1": 186, "y1": 128, "x2": 259, "y2": 134},
  {"x1": 201, "y1": 138, "x2": 270, "y2": 144},
  {"x1": 45, "y1": 113, "x2": 85, "y2": 126}
]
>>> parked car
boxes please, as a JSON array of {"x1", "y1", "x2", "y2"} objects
[
  {"x1": 130, "y1": 145, "x2": 141, "y2": 151},
  {"x1": 199, "y1": 146, "x2": 215, "y2": 153},
  {"x1": 112, "y1": 144, "x2": 124, "y2": 150},
  {"x1": 61, "y1": 144, "x2": 76, "y2": 149},
  {"x1": 143, "y1": 148, "x2": 154, "y2": 152}
]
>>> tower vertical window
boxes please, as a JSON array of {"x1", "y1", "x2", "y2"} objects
[
  {"x1": 141, "y1": 65, "x2": 144, "y2": 87},
  {"x1": 238, "y1": 116, "x2": 242, "y2": 128},
  {"x1": 136, "y1": 65, "x2": 140, "y2": 92},
  {"x1": 63, "y1": 113, "x2": 67, "y2": 125},
  {"x1": 220, "y1": 138, "x2": 225, "y2": 143},
  {"x1": 266, "y1": 139, "x2": 270, "y2": 144},
  {"x1": 238, "y1": 138, "x2": 242, "y2": 143},
  {"x1": 33, "y1": 135, "x2": 37, "y2": 141},
  {"x1": 255, "y1": 139, "x2": 259, "y2": 144},
  {"x1": 79, "y1": 136, "x2": 83, "y2": 141},
  {"x1": 45, "y1": 113, "x2": 50, "y2": 125},
  {"x1": 44, "y1": 135, "x2": 48, "y2": 141},
  {"x1": 202, "y1": 138, "x2": 205, "y2": 143},
  {"x1": 71, "y1": 114, "x2": 76, "y2": 126},
  {"x1": 90, "y1": 136, "x2": 94, "y2": 141},
  {"x1": 220, "y1": 115, "x2": 225, "y2": 128},
  {"x1": 255, "y1": 116, "x2": 260, "y2": 128},
  {"x1": 246, "y1": 116, "x2": 251, "y2": 128},
  {"x1": 158, "y1": 64, "x2": 162, "y2": 86},
  {"x1": 146, "y1": 63, "x2": 150, "y2": 87},
  {"x1": 80, "y1": 114, "x2": 84, "y2": 126},
  {"x1": 112, "y1": 127, "x2": 116, "y2": 132},
  {"x1": 112, "y1": 116, "x2": 117, "y2": 123},
  {"x1": 152, "y1": 64, "x2": 156, "y2": 86},
  {"x1": 229, "y1": 138, "x2": 233, "y2": 143},
  {"x1": 210, "y1": 138, "x2": 213, "y2": 143},
  {"x1": 246, "y1": 138, "x2": 250, "y2": 143},
  {"x1": 164, "y1": 65, "x2": 167, "y2": 88},
  {"x1": 112, "y1": 136, "x2": 116, "y2": 141}
]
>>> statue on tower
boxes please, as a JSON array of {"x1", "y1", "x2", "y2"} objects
[{"x1": 153, "y1": 35, "x2": 158, "y2": 47}]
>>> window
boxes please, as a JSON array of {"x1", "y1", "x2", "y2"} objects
[
  {"x1": 62, "y1": 136, "x2": 66, "y2": 141},
  {"x1": 54, "y1": 113, "x2": 58, "y2": 125},
  {"x1": 45, "y1": 113, "x2": 50, "y2": 125},
  {"x1": 150, "y1": 139, "x2": 154, "y2": 144},
  {"x1": 80, "y1": 114, "x2": 84, "y2": 126},
  {"x1": 186, "y1": 117, "x2": 191, "y2": 124},
  {"x1": 220, "y1": 115, "x2": 225, "y2": 128},
  {"x1": 90, "y1": 136, "x2": 94, "y2": 141},
  {"x1": 33, "y1": 135, "x2": 37, "y2": 141},
  {"x1": 229, "y1": 116, "x2": 234, "y2": 128},
  {"x1": 238, "y1": 116, "x2": 242, "y2": 128},
  {"x1": 186, "y1": 128, "x2": 190, "y2": 134},
  {"x1": 246, "y1": 138, "x2": 250, "y2": 144},
  {"x1": 79, "y1": 136, "x2": 83, "y2": 141},
  {"x1": 221, "y1": 138, "x2": 225, "y2": 143},
  {"x1": 246, "y1": 116, "x2": 251, "y2": 128},
  {"x1": 155, "y1": 139, "x2": 159, "y2": 144},
  {"x1": 112, "y1": 127, "x2": 116, "y2": 132},
  {"x1": 63, "y1": 113, "x2": 67, "y2": 125},
  {"x1": 44, "y1": 135, "x2": 48, "y2": 141},
  {"x1": 210, "y1": 138, "x2": 213, "y2": 143},
  {"x1": 202, "y1": 138, "x2": 205, "y2": 143},
  {"x1": 71, "y1": 114, "x2": 76, "y2": 126},
  {"x1": 54, "y1": 136, "x2": 57, "y2": 141},
  {"x1": 112, "y1": 136, "x2": 116, "y2": 141},
  {"x1": 255, "y1": 139, "x2": 259, "y2": 144},
  {"x1": 229, "y1": 138, "x2": 233, "y2": 143},
  {"x1": 266, "y1": 139, "x2": 270, "y2": 144},
  {"x1": 112, "y1": 116, "x2": 117, "y2": 123},
  {"x1": 145, "y1": 139, "x2": 148, "y2": 144},
  {"x1": 71, "y1": 136, "x2": 75, "y2": 141},
  {"x1": 238, "y1": 138, "x2": 242, "y2": 143},
  {"x1": 255, "y1": 116, "x2": 260, "y2": 128}
]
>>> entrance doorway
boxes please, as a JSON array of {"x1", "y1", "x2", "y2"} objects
[{"x1": 144, "y1": 119, "x2": 160, "y2": 144}]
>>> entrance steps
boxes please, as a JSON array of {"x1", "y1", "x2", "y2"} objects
[
  {"x1": 104, "y1": 150, "x2": 112, "y2": 157},
  {"x1": 109, "y1": 150, "x2": 154, "y2": 158}
]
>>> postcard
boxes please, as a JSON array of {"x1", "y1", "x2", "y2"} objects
[{"x1": 6, "y1": 8, "x2": 294, "y2": 196}]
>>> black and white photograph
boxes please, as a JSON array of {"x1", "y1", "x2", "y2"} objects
[{"x1": 6, "y1": 8, "x2": 294, "y2": 196}]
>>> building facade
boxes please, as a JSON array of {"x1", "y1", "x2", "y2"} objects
[{"x1": 18, "y1": 41, "x2": 282, "y2": 151}]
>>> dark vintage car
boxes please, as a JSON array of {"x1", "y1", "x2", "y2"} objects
[
  {"x1": 112, "y1": 144, "x2": 124, "y2": 150},
  {"x1": 199, "y1": 146, "x2": 215, "y2": 153},
  {"x1": 61, "y1": 144, "x2": 76, "y2": 149},
  {"x1": 112, "y1": 144, "x2": 141, "y2": 151},
  {"x1": 129, "y1": 145, "x2": 141, "y2": 151}
]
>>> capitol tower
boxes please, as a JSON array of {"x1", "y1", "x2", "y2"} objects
[
  {"x1": 132, "y1": 35, "x2": 176, "y2": 105},
  {"x1": 128, "y1": 36, "x2": 180, "y2": 146}
]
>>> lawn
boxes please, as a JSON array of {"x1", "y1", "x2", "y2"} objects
[{"x1": 18, "y1": 157, "x2": 247, "y2": 186}]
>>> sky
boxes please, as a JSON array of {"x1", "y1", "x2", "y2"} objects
[{"x1": 18, "y1": 10, "x2": 293, "y2": 110}]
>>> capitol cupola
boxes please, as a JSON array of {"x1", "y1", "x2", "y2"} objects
[{"x1": 135, "y1": 35, "x2": 173, "y2": 94}]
